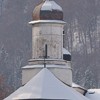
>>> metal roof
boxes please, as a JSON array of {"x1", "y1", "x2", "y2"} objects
[
  {"x1": 85, "y1": 89, "x2": 100, "y2": 100},
  {"x1": 4, "y1": 68, "x2": 89, "y2": 100},
  {"x1": 32, "y1": 0, "x2": 63, "y2": 20}
]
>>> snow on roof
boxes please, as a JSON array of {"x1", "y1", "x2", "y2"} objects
[
  {"x1": 89, "y1": 89, "x2": 100, "y2": 93},
  {"x1": 22, "y1": 64, "x2": 71, "y2": 69},
  {"x1": 63, "y1": 48, "x2": 71, "y2": 55},
  {"x1": 4, "y1": 68, "x2": 89, "y2": 100},
  {"x1": 72, "y1": 83, "x2": 81, "y2": 88},
  {"x1": 72, "y1": 83, "x2": 87, "y2": 90},
  {"x1": 41, "y1": 1, "x2": 62, "y2": 11},
  {"x1": 29, "y1": 20, "x2": 66, "y2": 25},
  {"x1": 85, "y1": 89, "x2": 100, "y2": 100}
]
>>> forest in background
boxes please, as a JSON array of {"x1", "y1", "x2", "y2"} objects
[{"x1": 0, "y1": 0, "x2": 100, "y2": 99}]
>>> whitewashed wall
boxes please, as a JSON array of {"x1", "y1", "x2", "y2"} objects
[
  {"x1": 22, "y1": 66, "x2": 72, "y2": 86},
  {"x1": 32, "y1": 23, "x2": 64, "y2": 59}
]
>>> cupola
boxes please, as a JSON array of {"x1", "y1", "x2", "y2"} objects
[{"x1": 33, "y1": 0, "x2": 63, "y2": 20}]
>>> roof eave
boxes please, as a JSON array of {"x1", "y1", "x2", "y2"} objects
[{"x1": 29, "y1": 20, "x2": 66, "y2": 25}]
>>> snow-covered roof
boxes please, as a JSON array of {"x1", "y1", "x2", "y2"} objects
[
  {"x1": 41, "y1": 0, "x2": 62, "y2": 11},
  {"x1": 22, "y1": 64, "x2": 71, "y2": 69},
  {"x1": 32, "y1": 0, "x2": 63, "y2": 21},
  {"x1": 29, "y1": 20, "x2": 66, "y2": 25},
  {"x1": 4, "y1": 68, "x2": 89, "y2": 100},
  {"x1": 63, "y1": 48, "x2": 71, "y2": 55},
  {"x1": 72, "y1": 83, "x2": 81, "y2": 88},
  {"x1": 85, "y1": 89, "x2": 100, "y2": 100},
  {"x1": 89, "y1": 89, "x2": 100, "y2": 93},
  {"x1": 72, "y1": 83, "x2": 87, "y2": 90}
]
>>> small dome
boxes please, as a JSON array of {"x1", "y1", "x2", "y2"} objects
[{"x1": 33, "y1": 0, "x2": 63, "y2": 20}]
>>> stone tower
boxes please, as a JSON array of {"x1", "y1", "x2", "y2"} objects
[{"x1": 22, "y1": 0, "x2": 72, "y2": 86}]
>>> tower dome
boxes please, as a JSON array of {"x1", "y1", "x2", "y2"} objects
[{"x1": 33, "y1": 0, "x2": 63, "y2": 20}]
